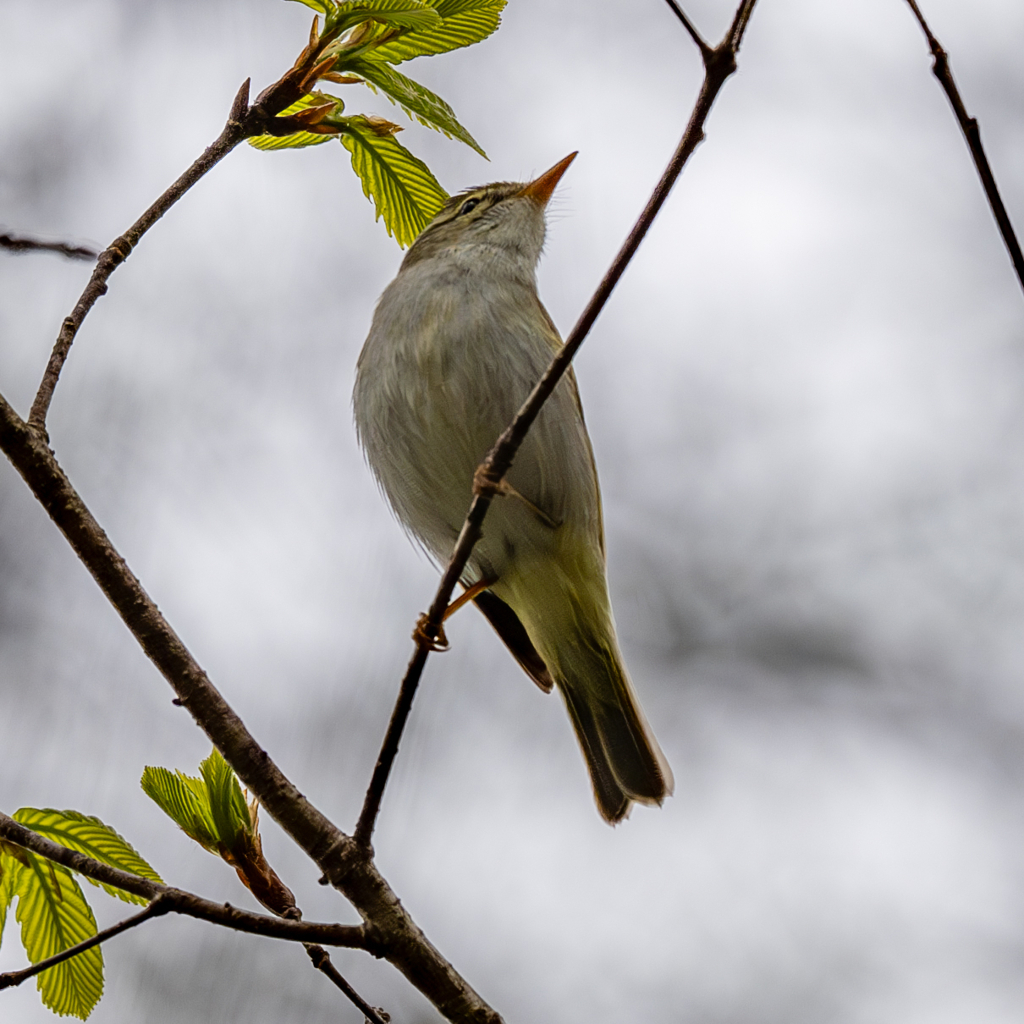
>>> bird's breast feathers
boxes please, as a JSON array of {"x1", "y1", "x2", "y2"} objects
[{"x1": 355, "y1": 263, "x2": 601, "y2": 573}]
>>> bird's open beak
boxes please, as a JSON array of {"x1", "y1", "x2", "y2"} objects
[{"x1": 519, "y1": 152, "x2": 578, "y2": 206}]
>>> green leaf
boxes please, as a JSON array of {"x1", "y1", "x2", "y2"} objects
[
  {"x1": 13, "y1": 852, "x2": 103, "y2": 1018},
  {"x1": 339, "y1": 115, "x2": 448, "y2": 246},
  {"x1": 345, "y1": 58, "x2": 485, "y2": 156},
  {"x1": 0, "y1": 846, "x2": 19, "y2": 947},
  {"x1": 328, "y1": 0, "x2": 442, "y2": 35},
  {"x1": 248, "y1": 130, "x2": 332, "y2": 152},
  {"x1": 198, "y1": 749, "x2": 250, "y2": 852},
  {"x1": 365, "y1": 0, "x2": 504, "y2": 64},
  {"x1": 286, "y1": 0, "x2": 330, "y2": 11},
  {"x1": 12, "y1": 809, "x2": 162, "y2": 907},
  {"x1": 249, "y1": 93, "x2": 342, "y2": 152},
  {"x1": 142, "y1": 749, "x2": 251, "y2": 857},
  {"x1": 141, "y1": 766, "x2": 220, "y2": 852}
]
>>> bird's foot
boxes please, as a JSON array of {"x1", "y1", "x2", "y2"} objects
[
  {"x1": 472, "y1": 462, "x2": 505, "y2": 499},
  {"x1": 472, "y1": 464, "x2": 558, "y2": 529},
  {"x1": 443, "y1": 578, "x2": 495, "y2": 620},
  {"x1": 412, "y1": 614, "x2": 450, "y2": 652},
  {"x1": 411, "y1": 579, "x2": 496, "y2": 652}
]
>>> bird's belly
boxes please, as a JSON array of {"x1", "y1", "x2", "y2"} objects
[{"x1": 354, "y1": 281, "x2": 597, "y2": 582}]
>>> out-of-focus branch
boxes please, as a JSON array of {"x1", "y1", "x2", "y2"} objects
[
  {"x1": 0, "y1": 232, "x2": 98, "y2": 261},
  {"x1": 0, "y1": 400, "x2": 502, "y2": 1024},
  {"x1": 354, "y1": 0, "x2": 761, "y2": 849},
  {"x1": 902, "y1": 0, "x2": 1024, "y2": 297},
  {"x1": 0, "y1": 813, "x2": 368, "y2": 949}
]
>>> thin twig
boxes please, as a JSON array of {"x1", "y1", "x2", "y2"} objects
[
  {"x1": 0, "y1": 897, "x2": 169, "y2": 992},
  {"x1": 0, "y1": 398, "x2": 502, "y2": 1024},
  {"x1": 902, "y1": 0, "x2": 1024, "y2": 297},
  {"x1": 353, "y1": 0, "x2": 761, "y2": 849},
  {"x1": 306, "y1": 945, "x2": 390, "y2": 1024},
  {"x1": 661, "y1": 0, "x2": 711, "y2": 60},
  {"x1": 355, "y1": 644, "x2": 429, "y2": 847},
  {"x1": 728, "y1": 0, "x2": 758, "y2": 50},
  {"x1": 0, "y1": 232, "x2": 98, "y2": 261},
  {"x1": 24, "y1": 12, "x2": 376, "y2": 434},
  {"x1": 26, "y1": 80, "x2": 254, "y2": 433},
  {"x1": 0, "y1": 812, "x2": 370, "y2": 950}
]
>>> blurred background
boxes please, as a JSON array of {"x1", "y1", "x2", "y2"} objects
[{"x1": 2, "y1": 0, "x2": 1024, "y2": 1021}]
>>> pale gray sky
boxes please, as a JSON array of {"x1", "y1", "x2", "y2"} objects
[{"x1": 2, "y1": 1, "x2": 1024, "y2": 1022}]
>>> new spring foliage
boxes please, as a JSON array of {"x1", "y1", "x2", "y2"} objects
[{"x1": 250, "y1": 0, "x2": 506, "y2": 245}]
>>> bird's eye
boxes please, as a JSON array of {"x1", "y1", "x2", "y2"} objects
[{"x1": 459, "y1": 197, "x2": 481, "y2": 217}]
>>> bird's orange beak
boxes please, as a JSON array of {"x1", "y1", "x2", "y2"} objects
[{"x1": 519, "y1": 152, "x2": 577, "y2": 206}]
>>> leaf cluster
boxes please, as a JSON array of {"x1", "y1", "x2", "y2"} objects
[
  {"x1": 0, "y1": 810, "x2": 161, "y2": 1019},
  {"x1": 250, "y1": 0, "x2": 505, "y2": 245},
  {"x1": 141, "y1": 747, "x2": 251, "y2": 856},
  {"x1": 141, "y1": 749, "x2": 296, "y2": 916}
]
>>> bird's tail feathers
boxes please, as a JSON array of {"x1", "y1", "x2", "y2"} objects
[
  {"x1": 504, "y1": 557, "x2": 673, "y2": 823},
  {"x1": 555, "y1": 624, "x2": 674, "y2": 823}
]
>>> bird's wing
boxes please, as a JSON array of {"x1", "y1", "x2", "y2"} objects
[
  {"x1": 531, "y1": 293, "x2": 605, "y2": 557},
  {"x1": 474, "y1": 590, "x2": 554, "y2": 692}
]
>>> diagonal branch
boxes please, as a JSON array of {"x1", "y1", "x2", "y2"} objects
[
  {"x1": 902, "y1": 0, "x2": 1024, "y2": 297},
  {"x1": 353, "y1": 0, "x2": 762, "y2": 848},
  {"x1": 0, "y1": 231, "x2": 98, "y2": 261},
  {"x1": 0, "y1": 399, "x2": 502, "y2": 1024},
  {"x1": 0, "y1": 898, "x2": 169, "y2": 993},
  {"x1": 306, "y1": 945, "x2": 390, "y2": 1024},
  {"x1": 0, "y1": 812, "x2": 369, "y2": 949},
  {"x1": 661, "y1": 0, "x2": 711, "y2": 60},
  {"x1": 727, "y1": 0, "x2": 759, "y2": 51},
  {"x1": 25, "y1": 12, "x2": 376, "y2": 435},
  {"x1": 0, "y1": 829, "x2": 384, "y2": 1017},
  {"x1": 27, "y1": 80, "x2": 255, "y2": 434}
]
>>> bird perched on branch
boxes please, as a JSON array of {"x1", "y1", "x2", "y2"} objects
[{"x1": 353, "y1": 154, "x2": 673, "y2": 823}]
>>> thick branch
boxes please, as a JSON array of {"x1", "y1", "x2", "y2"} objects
[
  {"x1": 0, "y1": 400, "x2": 502, "y2": 1024},
  {"x1": 903, "y1": 0, "x2": 1024, "y2": 297},
  {"x1": 0, "y1": 232, "x2": 98, "y2": 261},
  {"x1": 0, "y1": 813, "x2": 368, "y2": 949},
  {"x1": 354, "y1": 0, "x2": 761, "y2": 848},
  {"x1": 0, "y1": 899, "x2": 169, "y2": 992}
]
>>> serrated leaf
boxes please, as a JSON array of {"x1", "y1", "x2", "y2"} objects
[
  {"x1": 366, "y1": 0, "x2": 504, "y2": 64},
  {"x1": 0, "y1": 847, "x2": 19, "y2": 947},
  {"x1": 140, "y1": 766, "x2": 219, "y2": 852},
  {"x1": 339, "y1": 115, "x2": 448, "y2": 246},
  {"x1": 249, "y1": 131, "x2": 332, "y2": 151},
  {"x1": 329, "y1": 0, "x2": 442, "y2": 35},
  {"x1": 345, "y1": 58, "x2": 485, "y2": 156},
  {"x1": 13, "y1": 852, "x2": 102, "y2": 1018},
  {"x1": 12, "y1": 809, "x2": 162, "y2": 907},
  {"x1": 198, "y1": 749, "x2": 250, "y2": 852}
]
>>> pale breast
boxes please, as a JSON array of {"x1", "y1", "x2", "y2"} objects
[{"x1": 354, "y1": 256, "x2": 601, "y2": 581}]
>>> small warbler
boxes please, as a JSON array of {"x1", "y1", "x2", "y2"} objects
[{"x1": 353, "y1": 154, "x2": 672, "y2": 822}]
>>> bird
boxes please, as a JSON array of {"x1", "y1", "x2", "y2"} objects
[{"x1": 353, "y1": 153, "x2": 673, "y2": 823}]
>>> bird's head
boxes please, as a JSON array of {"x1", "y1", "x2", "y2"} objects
[{"x1": 401, "y1": 152, "x2": 577, "y2": 273}]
